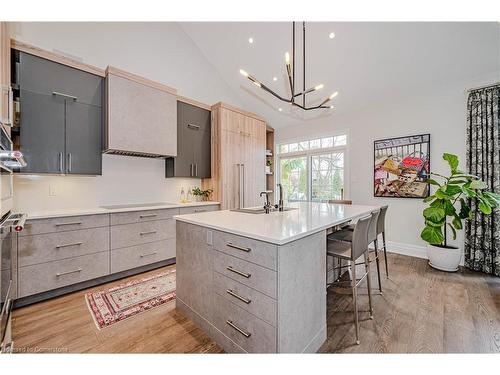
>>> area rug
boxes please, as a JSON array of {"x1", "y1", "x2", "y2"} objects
[{"x1": 85, "y1": 270, "x2": 176, "y2": 330}]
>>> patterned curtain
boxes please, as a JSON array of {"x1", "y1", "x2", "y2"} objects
[{"x1": 465, "y1": 85, "x2": 500, "y2": 276}]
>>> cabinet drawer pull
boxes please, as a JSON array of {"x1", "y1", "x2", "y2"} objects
[
  {"x1": 55, "y1": 221, "x2": 82, "y2": 226},
  {"x1": 52, "y1": 91, "x2": 77, "y2": 101},
  {"x1": 227, "y1": 242, "x2": 251, "y2": 252},
  {"x1": 226, "y1": 320, "x2": 251, "y2": 338},
  {"x1": 139, "y1": 214, "x2": 158, "y2": 218},
  {"x1": 140, "y1": 251, "x2": 158, "y2": 258},
  {"x1": 56, "y1": 268, "x2": 82, "y2": 277},
  {"x1": 194, "y1": 209, "x2": 207, "y2": 213},
  {"x1": 56, "y1": 242, "x2": 83, "y2": 249},
  {"x1": 140, "y1": 230, "x2": 157, "y2": 236},
  {"x1": 226, "y1": 266, "x2": 251, "y2": 278},
  {"x1": 226, "y1": 289, "x2": 251, "y2": 304},
  {"x1": 187, "y1": 123, "x2": 200, "y2": 130}
]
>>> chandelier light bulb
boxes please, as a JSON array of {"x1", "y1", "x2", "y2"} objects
[
  {"x1": 239, "y1": 69, "x2": 249, "y2": 77},
  {"x1": 329, "y1": 32, "x2": 335, "y2": 39},
  {"x1": 273, "y1": 77, "x2": 278, "y2": 82},
  {"x1": 285, "y1": 52, "x2": 290, "y2": 65},
  {"x1": 329, "y1": 91, "x2": 338, "y2": 99},
  {"x1": 278, "y1": 108, "x2": 283, "y2": 112},
  {"x1": 253, "y1": 81, "x2": 261, "y2": 88},
  {"x1": 314, "y1": 84, "x2": 324, "y2": 91}
]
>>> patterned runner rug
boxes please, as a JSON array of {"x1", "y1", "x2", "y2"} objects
[{"x1": 85, "y1": 270, "x2": 176, "y2": 330}]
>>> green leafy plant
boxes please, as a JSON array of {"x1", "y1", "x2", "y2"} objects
[
  {"x1": 421, "y1": 153, "x2": 500, "y2": 247},
  {"x1": 191, "y1": 187, "x2": 213, "y2": 200}
]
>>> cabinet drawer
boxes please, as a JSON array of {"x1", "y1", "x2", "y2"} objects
[
  {"x1": 213, "y1": 231, "x2": 277, "y2": 270},
  {"x1": 18, "y1": 227, "x2": 110, "y2": 267},
  {"x1": 18, "y1": 252, "x2": 109, "y2": 298},
  {"x1": 213, "y1": 271, "x2": 276, "y2": 327},
  {"x1": 213, "y1": 250, "x2": 276, "y2": 298},
  {"x1": 178, "y1": 205, "x2": 219, "y2": 215},
  {"x1": 110, "y1": 208, "x2": 178, "y2": 225},
  {"x1": 111, "y1": 219, "x2": 175, "y2": 249},
  {"x1": 19, "y1": 214, "x2": 109, "y2": 236},
  {"x1": 212, "y1": 293, "x2": 276, "y2": 353},
  {"x1": 20, "y1": 52, "x2": 103, "y2": 107},
  {"x1": 110, "y1": 239, "x2": 175, "y2": 273}
]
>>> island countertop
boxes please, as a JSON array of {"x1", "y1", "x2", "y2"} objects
[{"x1": 174, "y1": 201, "x2": 379, "y2": 245}]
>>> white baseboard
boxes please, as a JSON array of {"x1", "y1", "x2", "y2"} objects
[{"x1": 385, "y1": 241, "x2": 428, "y2": 259}]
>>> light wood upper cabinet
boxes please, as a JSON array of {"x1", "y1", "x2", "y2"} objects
[
  {"x1": 206, "y1": 103, "x2": 267, "y2": 210},
  {"x1": 105, "y1": 66, "x2": 177, "y2": 157}
]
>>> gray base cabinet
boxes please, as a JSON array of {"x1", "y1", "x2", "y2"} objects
[
  {"x1": 14, "y1": 204, "x2": 219, "y2": 302},
  {"x1": 176, "y1": 221, "x2": 327, "y2": 353}
]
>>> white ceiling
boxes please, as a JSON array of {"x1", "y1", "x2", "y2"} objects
[{"x1": 180, "y1": 22, "x2": 499, "y2": 129}]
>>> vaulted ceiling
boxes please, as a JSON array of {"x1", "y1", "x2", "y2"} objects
[{"x1": 180, "y1": 22, "x2": 499, "y2": 128}]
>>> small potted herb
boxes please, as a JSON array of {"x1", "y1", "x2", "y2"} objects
[
  {"x1": 421, "y1": 153, "x2": 500, "y2": 271},
  {"x1": 191, "y1": 187, "x2": 214, "y2": 202},
  {"x1": 266, "y1": 160, "x2": 272, "y2": 174}
]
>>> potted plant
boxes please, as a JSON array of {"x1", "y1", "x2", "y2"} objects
[
  {"x1": 421, "y1": 153, "x2": 500, "y2": 271},
  {"x1": 266, "y1": 160, "x2": 272, "y2": 174},
  {"x1": 191, "y1": 187, "x2": 214, "y2": 202}
]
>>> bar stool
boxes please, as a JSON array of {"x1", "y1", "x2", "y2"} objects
[
  {"x1": 377, "y1": 205, "x2": 389, "y2": 278},
  {"x1": 328, "y1": 209, "x2": 382, "y2": 292},
  {"x1": 326, "y1": 213, "x2": 374, "y2": 345}
]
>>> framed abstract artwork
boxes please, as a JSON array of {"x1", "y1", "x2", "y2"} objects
[{"x1": 374, "y1": 134, "x2": 430, "y2": 198}]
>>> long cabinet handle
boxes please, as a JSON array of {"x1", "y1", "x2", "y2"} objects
[
  {"x1": 140, "y1": 251, "x2": 158, "y2": 258},
  {"x1": 67, "y1": 153, "x2": 72, "y2": 173},
  {"x1": 226, "y1": 242, "x2": 251, "y2": 253},
  {"x1": 226, "y1": 320, "x2": 251, "y2": 338},
  {"x1": 56, "y1": 242, "x2": 83, "y2": 249},
  {"x1": 140, "y1": 214, "x2": 157, "y2": 218},
  {"x1": 56, "y1": 268, "x2": 82, "y2": 277},
  {"x1": 226, "y1": 266, "x2": 251, "y2": 278},
  {"x1": 58, "y1": 152, "x2": 63, "y2": 173},
  {"x1": 195, "y1": 164, "x2": 198, "y2": 177},
  {"x1": 241, "y1": 163, "x2": 245, "y2": 207},
  {"x1": 194, "y1": 209, "x2": 207, "y2": 213},
  {"x1": 140, "y1": 230, "x2": 157, "y2": 236},
  {"x1": 55, "y1": 221, "x2": 82, "y2": 226},
  {"x1": 226, "y1": 289, "x2": 251, "y2": 304},
  {"x1": 52, "y1": 91, "x2": 77, "y2": 101},
  {"x1": 187, "y1": 123, "x2": 200, "y2": 130},
  {"x1": 190, "y1": 164, "x2": 193, "y2": 177}
]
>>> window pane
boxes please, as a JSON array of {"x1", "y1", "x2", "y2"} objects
[
  {"x1": 280, "y1": 157, "x2": 308, "y2": 202},
  {"x1": 279, "y1": 144, "x2": 289, "y2": 154},
  {"x1": 333, "y1": 135, "x2": 347, "y2": 146},
  {"x1": 298, "y1": 141, "x2": 309, "y2": 151},
  {"x1": 321, "y1": 137, "x2": 334, "y2": 148},
  {"x1": 310, "y1": 139, "x2": 320, "y2": 149},
  {"x1": 310, "y1": 152, "x2": 344, "y2": 201},
  {"x1": 288, "y1": 143, "x2": 299, "y2": 152}
]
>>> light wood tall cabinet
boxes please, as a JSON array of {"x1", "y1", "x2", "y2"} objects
[
  {"x1": 105, "y1": 66, "x2": 177, "y2": 157},
  {"x1": 204, "y1": 103, "x2": 266, "y2": 210}
]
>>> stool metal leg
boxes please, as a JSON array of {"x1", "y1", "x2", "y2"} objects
[
  {"x1": 374, "y1": 239, "x2": 382, "y2": 293},
  {"x1": 351, "y1": 259, "x2": 360, "y2": 345},
  {"x1": 364, "y1": 251, "x2": 374, "y2": 319},
  {"x1": 382, "y1": 231, "x2": 389, "y2": 278}
]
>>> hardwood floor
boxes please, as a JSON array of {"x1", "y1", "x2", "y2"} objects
[{"x1": 12, "y1": 253, "x2": 500, "y2": 353}]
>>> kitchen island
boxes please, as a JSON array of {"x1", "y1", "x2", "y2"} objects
[{"x1": 174, "y1": 202, "x2": 379, "y2": 353}]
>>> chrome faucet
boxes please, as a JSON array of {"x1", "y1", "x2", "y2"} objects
[
  {"x1": 260, "y1": 191, "x2": 272, "y2": 214},
  {"x1": 277, "y1": 183, "x2": 284, "y2": 212}
]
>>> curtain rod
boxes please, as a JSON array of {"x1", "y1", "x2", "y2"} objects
[{"x1": 467, "y1": 82, "x2": 500, "y2": 92}]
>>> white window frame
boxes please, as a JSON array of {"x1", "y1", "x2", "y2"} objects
[{"x1": 276, "y1": 129, "x2": 350, "y2": 202}]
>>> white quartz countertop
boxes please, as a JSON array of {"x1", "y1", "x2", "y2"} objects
[
  {"x1": 25, "y1": 201, "x2": 220, "y2": 220},
  {"x1": 174, "y1": 202, "x2": 380, "y2": 245}
]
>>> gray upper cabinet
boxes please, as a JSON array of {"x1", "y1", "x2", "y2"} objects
[
  {"x1": 17, "y1": 51, "x2": 103, "y2": 175},
  {"x1": 166, "y1": 101, "x2": 211, "y2": 178}
]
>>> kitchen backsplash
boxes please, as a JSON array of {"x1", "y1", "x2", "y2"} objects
[{"x1": 13, "y1": 154, "x2": 202, "y2": 213}]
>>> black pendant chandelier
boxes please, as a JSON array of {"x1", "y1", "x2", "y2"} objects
[{"x1": 239, "y1": 21, "x2": 338, "y2": 111}]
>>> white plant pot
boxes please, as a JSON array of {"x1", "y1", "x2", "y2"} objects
[{"x1": 426, "y1": 244, "x2": 461, "y2": 272}]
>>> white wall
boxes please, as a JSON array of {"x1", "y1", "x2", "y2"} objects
[
  {"x1": 10, "y1": 22, "x2": 243, "y2": 213},
  {"x1": 276, "y1": 72, "x2": 500, "y2": 258}
]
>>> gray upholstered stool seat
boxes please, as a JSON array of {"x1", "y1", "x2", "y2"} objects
[{"x1": 326, "y1": 240, "x2": 352, "y2": 259}]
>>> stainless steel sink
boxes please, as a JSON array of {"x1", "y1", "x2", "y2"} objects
[{"x1": 231, "y1": 207, "x2": 297, "y2": 214}]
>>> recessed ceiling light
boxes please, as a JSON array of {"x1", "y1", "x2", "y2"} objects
[
  {"x1": 329, "y1": 32, "x2": 335, "y2": 39},
  {"x1": 278, "y1": 108, "x2": 283, "y2": 112},
  {"x1": 273, "y1": 77, "x2": 278, "y2": 82},
  {"x1": 248, "y1": 37, "x2": 254, "y2": 44}
]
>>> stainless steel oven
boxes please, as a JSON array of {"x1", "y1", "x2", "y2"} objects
[{"x1": 0, "y1": 219, "x2": 14, "y2": 353}]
